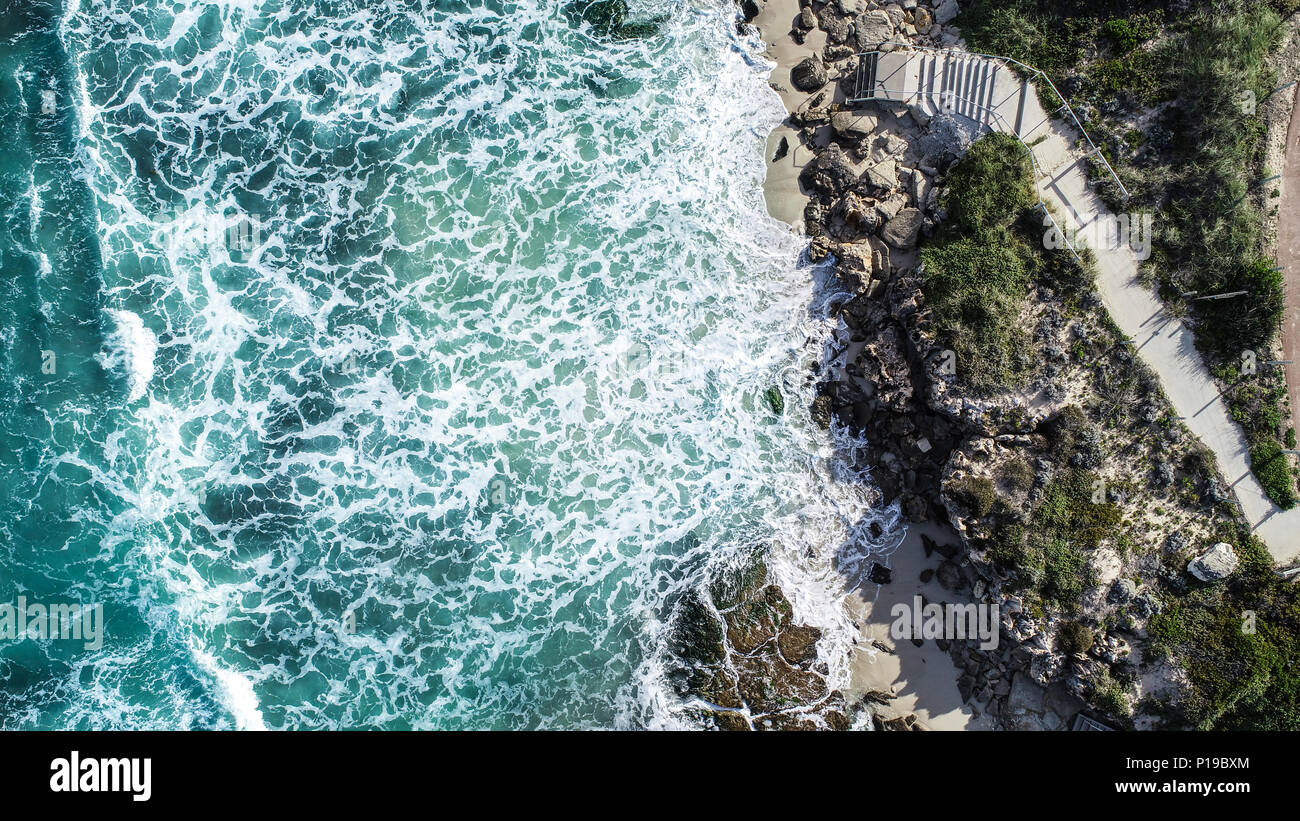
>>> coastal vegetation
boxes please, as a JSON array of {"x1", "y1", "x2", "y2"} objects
[
  {"x1": 958, "y1": 0, "x2": 1298, "y2": 505},
  {"x1": 1147, "y1": 532, "x2": 1300, "y2": 729},
  {"x1": 922, "y1": 84, "x2": 1300, "y2": 730},
  {"x1": 918, "y1": 133, "x2": 1080, "y2": 394}
]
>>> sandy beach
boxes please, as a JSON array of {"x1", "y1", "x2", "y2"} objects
[
  {"x1": 843, "y1": 521, "x2": 983, "y2": 730},
  {"x1": 752, "y1": 1, "x2": 974, "y2": 730},
  {"x1": 754, "y1": 0, "x2": 825, "y2": 228}
]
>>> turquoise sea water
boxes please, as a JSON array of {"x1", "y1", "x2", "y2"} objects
[{"x1": 0, "y1": 0, "x2": 891, "y2": 728}]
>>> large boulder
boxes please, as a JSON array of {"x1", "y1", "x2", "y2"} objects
[
  {"x1": 1187, "y1": 542, "x2": 1239, "y2": 582},
  {"x1": 865, "y1": 158, "x2": 898, "y2": 190},
  {"x1": 799, "y1": 145, "x2": 859, "y2": 196},
  {"x1": 817, "y1": 6, "x2": 851, "y2": 44},
  {"x1": 830, "y1": 191, "x2": 881, "y2": 235},
  {"x1": 912, "y1": 170, "x2": 934, "y2": 211},
  {"x1": 857, "y1": 324, "x2": 914, "y2": 411},
  {"x1": 831, "y1": 237, "x2": 890, "y2": 292},
  {"x1": 881, "y1": 207, "x2": 924, "y2": 249},
  {"x1": 853, "y1": 9, "x2": 895, "y2": 50},
  {"x1": 934, "y1": 0, "x2": 959, "y2": 25},
  {"x1": 791, "y1": 57, "x2": 829, "y2": 92},
  {"x1": 831, "y1": 110, "x2": 877, "y2": 142},
  {"x1": 1003, "y1": 672, "x2": 1047, "y2": 731}
]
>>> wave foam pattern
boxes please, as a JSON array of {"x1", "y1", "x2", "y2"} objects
[{"x1": 0, "y1": 0, "x2": 898, "y2": 728}]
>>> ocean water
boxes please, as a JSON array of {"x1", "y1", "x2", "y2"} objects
[{"x1": 0, "y1": 0, "x2": 893, "y2": 729}]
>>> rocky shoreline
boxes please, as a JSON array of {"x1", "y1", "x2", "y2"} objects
[{"x1": 664, "y1": 0, "x2": 1260, "y2": 731}]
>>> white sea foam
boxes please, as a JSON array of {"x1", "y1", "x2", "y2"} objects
[
  {"x1": 193, "y1": 648, "x2": 267, "y2": 731},
  {"x1": 100, "y1": 309, "x2": 158, "y2": 403},
  {"x1": 48, "y1": 0, "x2": 897, "y2": 729}
]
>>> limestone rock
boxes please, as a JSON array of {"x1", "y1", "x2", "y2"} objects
[
  {"x1": 857, "y1": 324, "x2": 914, "y2": 411},
  {"x1": 798, "y1": 145, "x2": 858, "y2": 195},
  {"x1": 911, "y1": 171, "x2": 932, "y2": 210},
  {"x1": 817, "y1": 6, "x2": 851, "y2": 44},
  {"x1": 831, "y1": 191, "x2": 881, "y2": 235},
  {"x1": 933, "y1": 0, "x2": 959, "y2": 25},
  {"x1": 1109, "y1": 578, "x2": 1136, "y2": 603},
  {"x1": 881, "y1": 207, "x2": 923, "y2": 249},
  {"x1": 1187, "y1": 542, "x2": 1239, "y2": 582},
  {"x1": 874, "y1": 192, "x2": 907, "y2": 222},
  {"x1": 1003, "y1": 672, "x2": 1046, "y2": 731},
  {"x1": 854, "y1": 9, "x2": 895, "y2": 50},
  {"x1": 865, "y1": 158, "x2": 897, "y2": 190},
  {"x1": 831, "y1": 237, "x2": 890, "y2": 291},
  {"x1": 810, "y1": 394, "x2": 833, "y2": 429},
  {"x1": 831, "y1": 110, "x2": 877, "y2": 142}
]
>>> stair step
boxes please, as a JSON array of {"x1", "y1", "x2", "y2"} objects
[{"x1": 1014, "y1": 74, "x2": 1028, "y2": 138}]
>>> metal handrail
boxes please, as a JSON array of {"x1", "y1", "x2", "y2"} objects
[{"x1": 853, "y1": 42, "x2": 1130, "y2": 199}]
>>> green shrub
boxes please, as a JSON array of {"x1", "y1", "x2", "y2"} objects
[
  {"x1": 1101, "y1": 14, "x2": 1161, "y2": 55},
  {"x1": 1041, "y1": 536, "x2": 1094, "y2": 607},
  {"x1": 989, "y1": 522, "x2": 1037, "y2": 579},
  {"x1": 1058, "y1": 620, "x2": 1096, "y2": 655},
  {"x1": 1249, "y1": 439, "x2": 1297, "y2": 509},
  {"x1": 1143, "y1": 533, "x2": 1300, "y2": 729},
  {"x1": 1037, "y1": 470, "x2": 1121, "y2": 546},
  {"x1": 1091, "y1": 674, "x2": 1134, "y2": 721},
  {"x1": 955, "y1": 477, "x2": 997, "y2": 517},
  {"x1": 998, "y1": 457, "x2": 1036, "y2": 493},
  {"x1": 1041, "y1": 405, "x2": 1088, "y2": 458},
  {"x1": 919, "y1": 134, "x2": 1080, "y2": 394}
]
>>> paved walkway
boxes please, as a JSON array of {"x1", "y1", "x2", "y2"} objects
[{"x1": 866, "y1": 48, "x2": 1300, "y2": 564}]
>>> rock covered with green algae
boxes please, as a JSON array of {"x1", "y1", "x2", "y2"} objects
[
  {"x1": 665, "y1": 555, "x2": 857, "y2": 730},
  {"x1": 764, "y1": 386, "x2": 784, "y2": 415},
  {"x1": 562, "y1": 0, "x2": 666, "y2": 40}
]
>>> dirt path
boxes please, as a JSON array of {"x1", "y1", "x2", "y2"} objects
[{"x1": 1278, "y1": 84, "x2": 1300, "y2": 444}]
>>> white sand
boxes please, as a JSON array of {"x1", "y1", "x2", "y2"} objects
[
  {"x1": 842, "y1": 521, "x2": 982, "y2": 730},
  {"x1": 755, "y1": 0, "x2": 827, "y2": 228}
]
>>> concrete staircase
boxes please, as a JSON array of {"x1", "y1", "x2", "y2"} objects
[{"x1": 858, "y1": 50, "x2": 1051, "y2": 146}]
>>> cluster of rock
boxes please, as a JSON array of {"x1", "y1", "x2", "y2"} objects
[
  {"x1": 787, "y1": 0, "x2": 960, "y2": 66},
  {"x1": 665, "y1": 555, "x2": 857, "y2": 730}
]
